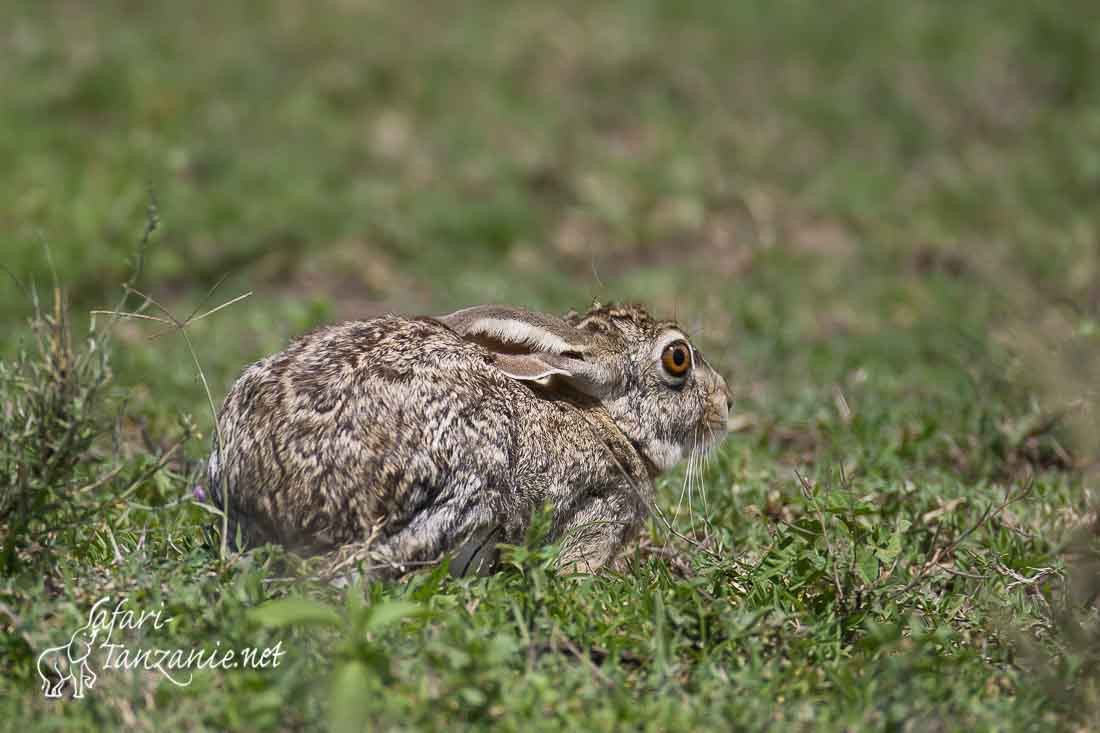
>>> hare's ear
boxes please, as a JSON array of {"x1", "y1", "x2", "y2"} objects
[
  {"x1": 491, "y1": 352, "x2": 613, "y2": 397},
  {"x1": 439, "y1": 306, "x2": 615, "y2": 397},
  {"x1": 438, "y1": 305, "x2": 592, "y2": 355}
]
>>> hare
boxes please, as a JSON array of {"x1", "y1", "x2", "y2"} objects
[{"x1": 208, "y1": 302, "x2": 730, "y2": 577}]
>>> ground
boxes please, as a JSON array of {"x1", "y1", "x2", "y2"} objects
[{"x1": 2, "y1": 1, "x2": 1100, "y2": 730}]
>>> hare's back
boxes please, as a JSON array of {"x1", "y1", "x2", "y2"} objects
[{"x1": 215, "y1": 315, "x2": 526, "y2": 550}]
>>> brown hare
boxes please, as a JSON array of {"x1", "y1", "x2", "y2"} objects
[{"x1": 208, "y1": 302, "x2": 731, "y2": 578}]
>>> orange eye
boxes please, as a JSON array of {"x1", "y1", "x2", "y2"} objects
[{"x1": 661, "y1": 341, "x2": 692, "y2": 377}]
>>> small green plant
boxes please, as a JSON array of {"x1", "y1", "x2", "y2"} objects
[
  {"x1": 0, "y1": 282, "x2": 117, "y2": 573},
  {"x1": 0, "y1": 206, "x2": 175, "y2": 574},
  {"x1": 250, "y1": 587, "x2": 424, "y2": 733}
]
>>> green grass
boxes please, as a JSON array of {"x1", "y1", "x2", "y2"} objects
[{"x1": 3, "y1": 0, "x2": 1100, "y2": 730}]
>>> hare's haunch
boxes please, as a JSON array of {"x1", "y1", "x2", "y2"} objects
[{"x1": 208, "y1": 303, "x2": 730, "y2": 577}]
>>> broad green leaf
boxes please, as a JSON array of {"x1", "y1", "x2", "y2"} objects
[
  {"x1": 328, "y1": 660, "x2": 372, "y2": 733},
  {"x1": 249, "y1": 597, "x2": 342, "y2": 629},
  {"x1": 459, "y1": 687, "x2": 486, "y2": 707},
  {"x1": 365, "y1": 600, "x2": 422, "y2": 633},
  {"x1": 857, "y1": 547, "x2": 879, "y2": 585},
  {"x1": 876, "y1": 518, "x2": 912, "y2": 564}
]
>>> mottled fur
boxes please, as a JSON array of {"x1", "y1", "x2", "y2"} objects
[{"x1": 208, "y1": 303, "x2": 730, "y2": 577}]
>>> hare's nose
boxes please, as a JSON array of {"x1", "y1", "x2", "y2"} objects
[{"x1": 725, "y1": 395, "x2": 733, "y2": 412}]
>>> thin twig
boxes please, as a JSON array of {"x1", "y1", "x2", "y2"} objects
[
  {"x1": 889, "y1": 476, "x2": 1035, "y2": 599},
  {"x1": 552, "y1": 626, "x2": 615, "y2": 687},
  {"x1": 89, "y1": 310, "x2": 173, "y2": 326},
  {"x1": 77, "y1": 462, "x2": 127, "y2": 494},
  {"x1": 93, "y1": 280, "x2": 250, "y2": 562},
  {"x1": 105, "y1": 524, "x2": 125, "y2": 565}
]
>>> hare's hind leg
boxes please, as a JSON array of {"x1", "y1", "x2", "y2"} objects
[
  {"x1": 451, "y1": 524, "x2": 504, "y2": 577},
  {"x1": 555, "y1": 490, "x2": 647, "y2": 574},
  {"x1": 327, "y1": 493, "x2": 498, "y2": 584}
]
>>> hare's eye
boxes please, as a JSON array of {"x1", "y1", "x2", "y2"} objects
[{"x1": 661, "y1": 342, "x2": 692, "y2": 378}]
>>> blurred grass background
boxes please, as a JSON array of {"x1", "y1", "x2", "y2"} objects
[
  {"x1": 4, "y1": 0, "x2": 1100, "y2": 729},
  {"x1": 6, "y1": 0, "x2": 1099, "y2": 437}
]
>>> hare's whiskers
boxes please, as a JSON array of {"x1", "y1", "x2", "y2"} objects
[
  {"x1": 674, "y1": 447, "x2": 692, "y2": 520},
  {"x1": 687, "y1": 427, "x2": 700, "y2": 538},
  {"x1": 700, "y1": 423, "x2": 716, "y2": 541}
]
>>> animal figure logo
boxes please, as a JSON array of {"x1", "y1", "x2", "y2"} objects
[{"x1": 37, "y1": 614, "x2": 99, "y2": 699}]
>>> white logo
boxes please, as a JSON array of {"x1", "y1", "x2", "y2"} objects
[{"x1": 38, "y1": 596, "x2": 285, "y2": 699}]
